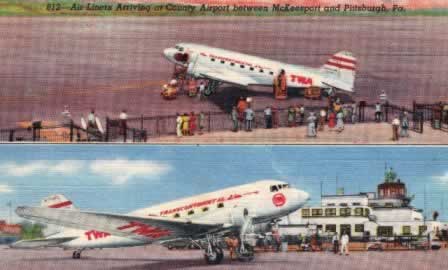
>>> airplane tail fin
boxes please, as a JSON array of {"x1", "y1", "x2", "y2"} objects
[
  {"x1": 41, "y1": 194, "x2": 77, "y2": 210},
  {"x1": 320, "y1": 51, "x2": 357, "y2": 92}
]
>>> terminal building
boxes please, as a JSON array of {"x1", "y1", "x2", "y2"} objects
[{"x1": 279, "y1": 168, "x2": 446, "y2": 239}]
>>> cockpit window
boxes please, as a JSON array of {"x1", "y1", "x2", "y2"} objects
[
  {"x1": 270, "y1": 185, "x2": 278, "y2": 192},
  {"x1": 175, "y1": 45, "x2": 184, "y2": 52},
  {"x1": 282, "y1": 184, "x2": 289, "y2": 189}
]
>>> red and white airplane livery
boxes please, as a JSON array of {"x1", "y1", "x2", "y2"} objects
[
  {"x1": 13, "y1": 180, "x2": 309, "y2": 264},
  {"x1": 163, "y1": 43, "x2": 357, "y2": 96}
]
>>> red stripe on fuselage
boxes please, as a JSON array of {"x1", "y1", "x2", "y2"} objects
[
  {"x1": 331, "y1": 56, "x2": 357, "y2": 65},
  {"x1": 325, "y1": 61, "x2": 356, "y2": 71},
  {"x1": 48, "y1": 201, "x2": 72, "y2": 208}
]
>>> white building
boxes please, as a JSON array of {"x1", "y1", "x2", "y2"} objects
[{"x1": 279, "y1": 169, "x2": 446, "y2": 240}]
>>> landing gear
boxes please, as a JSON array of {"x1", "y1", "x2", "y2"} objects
[
  {"x1": 72, "y1": 249, "x2": 83, "y2": 259},
  {"x1": 203, "y1": 80, "x2": 221, "y2": 96},
  {"x1": 237, "y1": 212, "x2": 255, "y2": 262},
  {"x1": 204, "y1": 234, "x2": 224, "y2": 265},
  {"x1": 236, "y1": 243, "x2": 254, "y2": 262}
]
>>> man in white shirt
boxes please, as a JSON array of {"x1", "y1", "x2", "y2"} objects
[
  {"x1": 332, "y1": 233, "x2": 339, "y2": 254},
  {"x1": 198, "y1": 82, "x2": 205, "y2": 100},
  {"x1": 340, "y1": 231, "x2": 350, "y2": 255}
]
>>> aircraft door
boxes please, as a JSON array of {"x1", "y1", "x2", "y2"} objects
[{"x1": 186, "y1": 52, "x2": 199, "y2": 77}]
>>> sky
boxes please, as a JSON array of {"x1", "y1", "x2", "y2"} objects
[{"x1": 1, "y1": 145, "x2": 448, "y2": 222}]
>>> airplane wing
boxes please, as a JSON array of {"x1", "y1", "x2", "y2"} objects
[
  {"x1": 199, "y1": 70, "x2": 265, "y2": 87},
  {"x1": 16, "y1": 206, "x2": 225, "y2": 242}
]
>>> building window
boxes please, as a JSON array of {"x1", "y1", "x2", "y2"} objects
[
  {"x1": 327, "y1": 203, "x2": 335, "y2": 206},
  {"x1": 355, "y1": 224, "x2": 364, "y2": 233},
  {"x1": 364, "y1": 208, "x2": 370, "y2": 217},
  {"x1": 312, "y1": 209, "x2": 323, "y2": 217},
  {"x1": 419, "y1": 225, "x2": 427, "y2": 235},
  {"x1": 302, "y1": 209, "x2": 310, "y2": 217},
  {"x1": 352, "y1": 202, "x2": 361, "y2": 206},
  {"x1": 325, "y1": 208, "x2": 336, "y2": 216},
  {"x1": 339, "y1": 203, "x2": 348, "y2": 207},
  {"x1": 385, "y1": 202, "x2": 394, "y2": 208},
  {"x1": 354, "y1": 208, "x2": 363, "y2": 216},
  {"x1": 377, "y1": 226, "x2": 393, "y2": 237},
  {"x1": 326, "y1": 224, "x2": 336, "y2": 233},
  {"x1": 340, "y1": 224, "x2": 351, "y2": 236},
  {"x1": 340, "y1": 208, "x2": 351, "y2": 217},
  {"x1": 402, "y1": 226, "x2": 411, "y2": 236}
]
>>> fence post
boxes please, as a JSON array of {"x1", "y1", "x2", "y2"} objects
[
  {"x1": 105, "y1": 117, "x2": 110, "y2": 142},
  {"x1": 123, "y1": 121, "x2": 127, "y2": 143},
  {"x1": 208, "y1": 112, "x2": 211, "y2": 132},
  {"x1": 140, "y1": 115, "x2": 144, "y2": 131},
  {"x1": 32, "y1": 127, "x2": 36, "y2": 142},
  {"x1": 69, "y1": 120, "x2": 74, "y2": 142},
  {"x1": 9, "y1": 130, "x2": 14, "y2": 142},
  {"x1": 420, "y1": 112, "x2": 424, "y2": 133},
  {"x1": 385, "y1": 102, "x2": 389, "y2": 122},
  {"x1": 156, "y1": 117, "x2": 160, "y2": 136}
]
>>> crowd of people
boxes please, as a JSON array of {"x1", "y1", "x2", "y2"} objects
[
  {"x1": 176, "y1": 112, "x2": 205, "y2": 137},
  {"x1": 229, "y1": 96, "x2": 358, "y2": 138}
]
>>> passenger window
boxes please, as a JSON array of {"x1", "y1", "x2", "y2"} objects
[
  {"x1": 240, "y1": 65, "x2": 245, "y2": 68},
  {"x1": 230, "y1": 63, "x2": 235, "y2": 66},
  {"x1": 221, "y1": 60, "x2": 225, "y2": 64},
  {"x1": 278, "y1": 185, "x2": 282, "y2": 190},
  {"x1": 217, "y1": 203, "x2": 224, "y2": 208},
  {"x1": 269, "y1": 71, "x2": 274, "y2": 75},
  {"x1": 270, "y1": 185, "x2": 278, "y2": 192},
  {"x1": 260, "y1": 69, "x2": 264, "y2": 73},
  {"x1": 250, "y1": 67, "x2": 254, "y2": 71},
  {"x1": 211, "y1": 58, "x2": 215, "y2": 62},
  {"x1": 202, "y1": 207, "x2": 209, "y2": 212},
  {"x1": 188, "y1": 210, "x2": 194, "y2": 215},
  {"x1": 174, "y1": 213, "x2": 180, "y2": 218}
]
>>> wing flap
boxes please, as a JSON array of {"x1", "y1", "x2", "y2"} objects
[{"x1": 16, "y1": 206, "x2": 222, "y2": 242}]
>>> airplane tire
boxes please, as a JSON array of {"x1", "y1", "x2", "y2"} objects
[
  {"x1": 204, "y1": 247, "x2": 223, "y2": 265},
  {"x1": 204, "y1": 88, "x2": 213, "y2": 96},
  {"x1": 237, "y1": 244, "x2": 255, "y2": 262}
]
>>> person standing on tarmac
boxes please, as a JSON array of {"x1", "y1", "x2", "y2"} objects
[
  {"x1": 340, "y1": 231, "x2": 349, "y2": 256},
  {"x1": 88, "y1": 110, "x2": 96, "y2": 128},
  {"x1": 392, "y1": 115, "x2": 400, "y2": 141},
  {"x1": 231, "y1": 106, "x2": 239, "y2": 132},
  {"x1": 332, "y1": 232, "x2": 339, "y2": 254},
  {"x1": 244, "y1": 106, "x2": 255, "y2": 132},
  {"x1": 176, "y1": 113, "x2": 183, "y2": 137}
]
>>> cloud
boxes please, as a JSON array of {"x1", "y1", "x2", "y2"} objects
[
  {"x1": 1, "y1": 161, "x2": 83, "y2": 177},
  {"x1": 90, "y1": 159, "x2": 171, "y2": 185},
  {"x1": 0, "y1": 184, "x2": 13, "y2": 193},
  {"x1": 433, "y1": 172, "x2": 448, "y2": 183}
]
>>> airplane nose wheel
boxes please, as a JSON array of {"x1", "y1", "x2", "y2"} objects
[
  {"x1": 72, "y1": 250, "x2": 82, "y2": 259},
  {"x1": 203, "y1": 80, "x2": 220, "y2": 96}
]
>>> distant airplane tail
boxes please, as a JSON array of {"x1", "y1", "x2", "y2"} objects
[
  {"x1": 320, "y1": 51, "x2": 357, "y2": 92},
  {"x1": 41, "y1": 194, "x2": 77, "y2": 210}
]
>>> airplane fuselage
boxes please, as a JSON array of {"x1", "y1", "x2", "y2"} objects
[{"x1": 41, "y1": 180, "x2": 308, "y2": 249}]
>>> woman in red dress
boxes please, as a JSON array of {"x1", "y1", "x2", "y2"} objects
[
  {"x1": 328, "y1": 111, "x2": 336, "y2": 129},
  {"x1": 189, "y1": 112, "x2": 197, "y2": 135}
]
